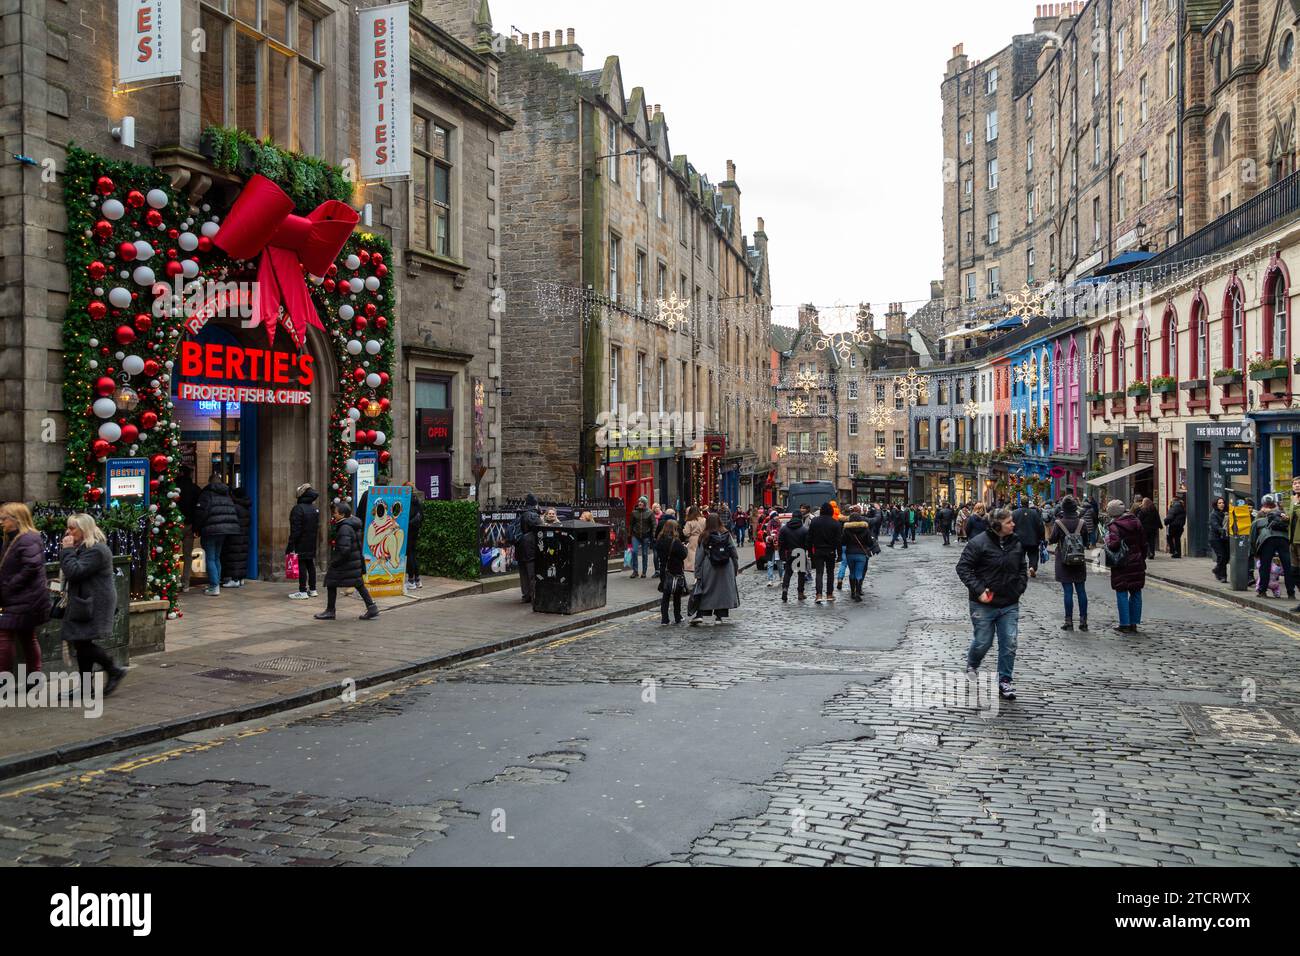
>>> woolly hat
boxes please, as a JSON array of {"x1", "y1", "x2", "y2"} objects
[
  {"x1": 1106, "y1": 499, "x2": 1125, "y2": 518},
  {"x1": 295, "y1": 483, "x2": 313, "y2": 498}
]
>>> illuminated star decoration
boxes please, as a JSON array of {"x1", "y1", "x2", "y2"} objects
[
  {"x1": 874, "y1": 445, "x2": 887, "y2": 460},
  {"x1": 964, "y1": 400, "x2": 980, "y2": 419},
  {"x1": 790, "y1": 397, "x2": 809, "y2": 416},
  {"x1": 1014, "y1": 359, "x2": 1039, "y2": 388},
  {"x1": 795, "y1": 369, "x2": 819, "y2": 392},
  {"x1": 1005, "y1": 284, "x2": 1047, "y2": 327},
  {"x1": 657, "y1": 292, "x2": 690, "y2": 331},
  {"x1": 774, "y1": 445, "x2": 788, "y2": 459},
  {"x1": 866, "y1": 402, "x2": 894, "y2": 429},
  {"x1": 821, "y1": 448, "x2": 839, "y2": 467},
  {"x1": 894, "y1": 367, "x2": 928, "y2": 407}
]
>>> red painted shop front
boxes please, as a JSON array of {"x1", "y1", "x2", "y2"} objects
[{"x1": 607, "y1": 460, "x2": 655, "y2": 524}]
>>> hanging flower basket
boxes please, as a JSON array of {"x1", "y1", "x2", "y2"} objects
[
  {"x1": 1127, "y1": 382, "x2": 1150, "y2": 397},
  {"x1": 1212, "y1": 369, "x2": 1243, "y2": 386},
  {"x1": 1249, "y1": 364, "x2": 1289, "y2": 382},
  {"x1": 1150, "y1": 376, "x2": 1177, "y2": 394}
]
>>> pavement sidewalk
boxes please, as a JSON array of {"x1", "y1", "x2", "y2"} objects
[
  {"x1": 0, "y1": 547, "x2": 753, "y2": 782},
  {"x1": 1140, "y1": 551, "x2": 1300, "y2": 623}
]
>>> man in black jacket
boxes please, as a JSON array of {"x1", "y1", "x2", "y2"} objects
[
  {"x1": 516, "y1": 494, "x2": 542, "y2": 603},
  {"x1": 1011, "y1": 502, "x2": 1046, "y2": 578},
  {"x1": 778, "y1": 514, "x2": 809, "y2": 603},
  {"x1": 194, "y1": 478, "x2": 241, "y2": 596},
  {"x1": 1164, "y1": 495, "x2": 1186, "y2": 559},
  {"x1": 287, "y1": 484, "x2": 321, "y2": 599},
  {"x1": 956, "y1": 508, "x2": 1028, "y2": 700},
  {"x1": 807, "y1": 502, "x2": 843, "y2": 605},
  {"x1": 938, "y1": 503, "x2": 956, "y2": 546}
]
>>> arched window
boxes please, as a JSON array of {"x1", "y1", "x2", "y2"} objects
[
  {"x1": 1190, "y1": 292, "x2": 1208, "y2": 379},
  {"x1": 1162, "y1": 304, "x2": 1178, "y2": 376},
  {"x1": 1264, "y1": 263, "x2": 1290, "y2": 360},
  {"x1": 1053, "y1": 343, "x2": 1065, "y2": 447},
  {"x1": 1092, "y1": 333, "x2": 1105, "y2": 393},
  {"x1": 1067, "y1": 339, "x2": 1080, "y2": 450},
  {"x1": 1135, "y1": 316, "x2": 1150, "y2": 382},
  {"x1": 1212, "y1": 33, "x2": 1224, "y2": 86},
  {"x1": 1213, "y1": 114, "x2": 1232, "y2": 174},
  {"x1": 1113, "y1": 325, "x2": 1127, "y2": 392},
  {"x1": 1225, "y1": 22, "x2": 1235, "y2": 74},
  {"x1": 1224, "y1": 277, "x2": 1246, "y2": 371}
]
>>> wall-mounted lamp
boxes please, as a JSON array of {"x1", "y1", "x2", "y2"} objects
[
  {"x1": 362, "y1": 203, "x2": 373, "y2": 227},
  {"x1": 112, "y1": 117, "x2": 136, "y2": 149}
]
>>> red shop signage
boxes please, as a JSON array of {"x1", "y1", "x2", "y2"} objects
[{"x1": 178, "y1": 339, "x2": 314, "y2": 406}]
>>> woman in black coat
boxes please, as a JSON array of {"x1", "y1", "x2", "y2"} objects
[
  {"x1": 1208, "y1": 497, "x2": 1229, "y2": 582},
  {"x1": 220, "y1": 488, "x2": 252, "y2": 587},
  {"x1": 59, "y1": 513, "x2": 126, "y2": 696},
  {"x1": 287, "y1": 484, "x2": 321, "y2": 598},
  {"x1": 315, "y1": 502, "x2": 378, "y2": 621},
  {"x1": 1164, "y1": 496, "x2": 1187, "y2": 559},
  {"x1": 655, "y1": 519, "x2": 689, "y2": 625},
  {"x1": 1138, "y1": 498, "x2": 1163, "y2": 561},
  {"x1": 194, "y1": 479, "x2": 241, "y2": 596},
  {"x1": 0, "y1": 502, "x2": 51, "y2": 674},
  {"x1": 405, "y1": 484, "x2": 424, "y2": 589}
]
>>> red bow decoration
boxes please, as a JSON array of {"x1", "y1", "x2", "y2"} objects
[{"x1": 214, "y1": 174, "x2": 359, "y2": 348}]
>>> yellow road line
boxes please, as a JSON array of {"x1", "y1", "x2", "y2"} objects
[
  {"x1": 524, "y1": 622, "x2": 621, "y2": 654},
  {"x1": 1147, "y1": 578, "x2": 1300, "y2": 639}
]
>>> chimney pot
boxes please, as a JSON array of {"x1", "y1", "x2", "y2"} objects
[
  {"x1": 542, "y1": 31, "x2": 550, "y2": 47},
  {"x1": 757, "y1": 216, "x2": 765, "y2": 231},
  {"x1": 568, "y1": 28, "x2": 575, "y2": 45},
  {"x1": 726, "y1": 159, "x2": 736, "y2": 180},
  {"x1": 531, "y1": 33, "x2": 539, "y2": 49}
]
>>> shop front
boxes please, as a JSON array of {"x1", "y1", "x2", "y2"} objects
[
  {"x1": 852, "y1": 476, "x2": 908, "y2": 507},
  {"x1": 1253, "y1": 412, "x2": 1300, "y2": 504},
  {"x1": 1184, "y1": 420, "x2": 1249, "y2": 558},
  {"x1": 912, "y1": 460, "x2": 953, "y2": 505}
]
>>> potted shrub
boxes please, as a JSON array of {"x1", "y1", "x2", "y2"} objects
[
  {"x1": 1151, "y1": 375, "x2": 1177, "y2": 394},
  {"x1": 1213, "y1": 367, "x2": 1243, "y2": 386}
]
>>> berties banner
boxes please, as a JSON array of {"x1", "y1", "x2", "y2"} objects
[
  {"x1": 117, "y1": 0, "x2": 182, "y2": 86},
  {"x1": 359, "y1": 2, "x2": 412, "y2": 180}
]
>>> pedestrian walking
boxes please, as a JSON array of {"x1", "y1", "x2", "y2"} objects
[
  {"x1": 220, "y1": 486, "x2": 252, "y2": 588},
  {"x1": 1208, "y1": 496, "x2": 1230, "y2": 583},
  {"x1": 655, "y1": 519, "x2": 688, "y2": 625},
  {"x1": 1047, "y1": 496, "x2": 1089, "y2": 631},
  {"x1": 193, "y1": 476, "x2": 241, "y2": 596},
  {"x1": 1081, "y1": 496, "x2": 1099, "y2": 548},
  {"x1": 1138, "y1": 497, "x2": 1163, "y2": 561},
  {"x1": 0, "y1": 502, "x2": 50, "y2": 677},
  {"x1": 1251, "y1": 496, "x2": 1295, "y2": 602},
  {"x1": 938, "y1": 502, "x2": 955, "y2": 546},
  {"x1": 1288, "y1": 476, "x2": 1300, "y2": 611},
  {"x1": 682, "y1": 506, "x2": 707, "y2": 574},
  {"x1": 176, "y1": 465, "x2": 200, "y2": 591},
  {"x1": 58, "y1": 513, "x2": 126, "y2": 696},
  {"x1": 1011, "y1": 501, "x2": 1046, "y2": 578},
  {"x1": 404, "y1": 483, "x2": 425, "y2": 590},
  {"x1": 689, "y1": 513, "x2": 740, "y2": 626},
  {"x1": 286, "y1": 484, "x2": 321, "y2": 599},
  {"x1": 966, "y1": 502, "x2": 989, "y2": 540},
  {"x1": 956, "y1": 508, "x2": 1027, "y2": 700},
  {"x1": 733, "y1": 507, "x2": 750, "y2": 547},
  {"x1": 764, "y1": 518, "x2": 784, "y2": 587},
  {"x1": 779, "y1": 512, "x2": 809, "y2": 602},
  {"x1": 629, "y1": 497, "x2": 656, "y2": 580},
  {"x1": 1104, "y1": 499, "x2": 1148, "y2": 634},
  {"x1": 1164, "y1": 495, "x2": 1186, "y2": 559},
  {"x1": 842, "y1": 506, "x2": 876, "y2": 602},
  {"x1": 515, "y1": 494, "x2": 542, "y2": 604},
  {"x1": 807, "y1": 502, "x2": 842, "y2": 605},
  {"x1": 315, "y1": 502, "x2": 379, "y2": 621}
]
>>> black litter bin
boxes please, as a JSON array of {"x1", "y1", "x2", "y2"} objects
[{"x1": 533, "y1": 521, "x2": 609, "y2": 614}]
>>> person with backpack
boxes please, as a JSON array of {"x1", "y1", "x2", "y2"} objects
[
  {"x1": 1251, "y1": 496, "x2": 1295, "y2": 602},
  {"x1": 315, "y1": 501, "x2": 379, "y2": 621},
  {"x1": 841, "y1": 505, "x2": 876, "y2": 602},
  {"x1": 655, "y1": 519, "x2": 689, "y2": 625},
  {"x1": 1104, "y1": 499, "x2": 1148, "y2": 634},
  {"x1": 1047, "y1": 496, "x2": 1089, "y2": 632},
  {"x1": 286, "y1": 484, "x2": 321, "y2": 599},
  {"x1": 956, "y1": 508, "x2": 1028, "y2": 701},
  {"x1": 1011, "y1": 501, "x2": 1046, "y2": 579},
  {"x1": 690, "y1": 513, "x2": 740, "y2": 626},
  {"x1": 779, "y1": 513, "x2": 809, "y2": 603},
  {"x1": 807, "y1": 502, "x2": 843, "y2": 605},
  {"x1": 514, "y1": 494, "x2": 542, "y2": 604}
]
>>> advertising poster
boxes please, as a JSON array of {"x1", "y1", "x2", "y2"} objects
[
  {"x1": 104, "y1": 458, "x2": 150, "y2": 509},
  {"x1": 358, "y1": 2, "x2": 412, "y2": 180},
  {"x1": 362, "y1": 486, "x2": 412, "y2": 597},
  {"x1": 355, "y1": 449, "x2": 379, "y2": 505}
]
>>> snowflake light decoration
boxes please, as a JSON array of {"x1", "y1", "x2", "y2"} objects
[
  {"x1": 656, "y1": 292, "x2": 690, "y2": 331},
  {"x1": 1005, "y1": 284, "x2": 1047, "y2": 327},
  {"x1": 866, "y1": 402, "x2": 894, "y2": 429},
  {"x1": 874, "y1": 445, "x2": 887, "y2": 461},
  {"x1": 789, "y1": 397, "x2": 809, "y2": 416},
  {"x1": 964, "y1": 400, "x2": 980, "y2": 419},
  {"x1": 1014, "y1": 359, "x2": 1039, "y2": 388},
  {"x1": 894, "y1": 367, "x2": 928, "y2": 407},
  {"x1": 795, "y1": 369, "x2": 820, "y2": 392},
  {"x1": 773, "y1": 445, "x2": 788, "y2": 459},
  {"x1": 821, "y1": 448, "x2": 839, "y2": 467}
]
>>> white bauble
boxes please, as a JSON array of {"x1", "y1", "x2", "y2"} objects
[
  {"x1": 133, "y1": 266, "x2": 156, "y2": 286},
  {"x1": 348, "y1": 277, "x2": 364, "y2": 294},
  {"x1": 200, "y1": 221, "x2": 220, "y2": 238},
  {"x1": 122, "y1": 354, "x2": 146, "y2": 376},
  {"x1": 346, "y1": 339, "x2": 363, "y2": 355},
  {"x1": 98, "y1": 422, "x2": 122, "y2": 442},
  {"x1": 134, "y1": 240, "x2": 154, "y2": 261},
  {"x1": 101, "y1": 198, "x2": 125, "y2": 220},
  {"x1": 364, "y1": 276, "x2": 381, "y2": 292},
  {"x1": 178, "y1": 231, "x2": 199, "y2": 252},
  {"x1": 373, "y1": 431, "x2": 386, "y2": 447},
  {"x1": 365, "y1": 339, "x2": 381, "y2": 355},
  {"x1": 181, "y1": 259, "x2": 199, "y2": 279},
  {"x1": 108, "y1": 287, "x2": 132, "y2": 308},
  {"x1": 338, "y1": 305, "x2": 355, "y2": 321},
  {"x1": 345, "y1": 254, "x2": 361, "y2": 270},
  {"x1": 92, "y1": 398, "x2": 117, "y2": 419},
  {"x1": 345, "y1": 459, "x2": 360, "y2": 475},
  {"x1": 365, "y1": 373, "x2": 381, "y2": 388},
  {"x1": 146, "y1": 189, "x2": 169, "y2": 209},
  {"x1": 347, "y1": 407, "x2": 361, "y2": 421}
]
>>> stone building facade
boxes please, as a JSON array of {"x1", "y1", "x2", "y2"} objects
[
  {"x1": 496, "y1": 30, "x2": 773, "y2": 510},
  {"x1": 0, "y1": 0, "x2": 508, "y2": 573}
]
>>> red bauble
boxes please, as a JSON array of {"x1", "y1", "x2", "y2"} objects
[
  {"x1": 376, "y1": 264, "x2": 388, "y2": 278},
  {"x1": 95, "y1": 176, "x2": 115, "y2": 196},
  {"x1": 327, "y1": 264, "x2": 338, "y2": 276},
  {"x1": 92, "y1": 440, "x2": 112, "y2": 458},
  {"x1": 87, "y1": 261, "x2": 108, "y2": 280},
  {"x1": 379, "y1": 451, "x2": 391, "y2": 465},
  {"x1": 371, "y1": 253, "x2": 384, "y2": 265},
  {"x1": 120, "y1": 424, "x2": 139, "y2": 444},
  {"x1": 359, "y1": 430, "x2": 374, "y2": 445},
  {"x1": 134, "y1": 313, "x2": 152, "y2": 332},
  {"x1": 359, "y1": 250, "x2": 371, "y2": 264},
  {"x1": 126, "y1": 190, "x2": 146, "y2": 208},
  {"x1": 149, "y1": 479, "x2": 160, "y2": 494},
  {"x1": 140, "y1": 411, "x2": 159, "y2": 430},
  {"x1": 95, "y1": 376, "x2": 116, "y2": 396},
  {"x1": 354, "y1": 316, "x2": 368, "y2": 331},
  {"x1": 167, "y1": 228, "x2": 179, "y2": 240},
  {"x1": 88, "y1": 487, "x2": 104, "y2": 502},
  {"x1": 145, "y1": 209, "x2": 164, "y2": 227},
  {"x1": 165, "y1": 260, "x2": 184, "y2": 278},
  {"x1": 352, "y1": 368, "x2": 366, "y2": 382},
  {"x1": 167, "y1": 248, "x2": 177, "y2": 259},
  {"x1": 323, "y1": 279, "x2": 336, "y2": 292},
  {"x1": 143, "y1": 359, "x2": 159, "y2": 377},
  {"x1": 375, "y1": 316, "x2": 388, "y2": 331},
  {"x1": 197, "y1": 236, "x2": 213, "y2": 252},
  {"x1": 117, "y1": 241, "x2": 137, "y2": 262},
  {"x1": 115, "y1": 325, "x2": 136, "y2": 345},
  {"x1": 150, "y1": 454, "x2": 168, "y2": 473},
  {"x1": 364, "y1": 303, "x2": 377, "y2": 317},
  {"x1": 94, "y1": 220, "x2": 114, "y2": 240},
  {"x1": 88, "y1": 301, "x2": 107, "y2": 320},
  {"x1": 379, "y1": 372, "x2": 390, "y2": 386},
  {"x1": 379, "y1": 397, "x2": 391, "y2": 411}
]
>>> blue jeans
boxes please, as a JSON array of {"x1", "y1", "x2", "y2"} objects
[
  {"x1": 836, "y1": 546, "x2": 849, "y2": 581},
  {"x1": 845, "y1": 552, "x2": 867, "y2": 583},
  {"x1": 202, "y1": 535, "x2": 226, "y2": 589},
  {"x1": 1116, "y1": 588, "x2": 1143, "y2": 627},
  {"x1": 967, "y1": 602, "x2": 1020, "y2": 682},
  {"x1": 633, "y1": 535, "x2": 653, "y2": 575},
  {"x1": 735, "y1": 526, "x2": 747, "y2": 546},
  {"x1": 1061, "y1": 581, "x2": 1088, "y2": 620},
  {"x1": 767, "y1": 557, "x2": 784, "y2": 583}
]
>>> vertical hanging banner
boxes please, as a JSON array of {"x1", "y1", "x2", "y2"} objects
[
  {"x1": 359, "y1": 2, "x2": 412, "y2": 180},
  {"x1": 362, "y1": 486, "x2": 412, "y2": 597},
  {"x1": 117, "y1": 0, "x2": 182, "y2": 86}
]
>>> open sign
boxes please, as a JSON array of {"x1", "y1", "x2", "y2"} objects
[{"x1": 418, "y1": 408, "x2": 453, "y2": 452}]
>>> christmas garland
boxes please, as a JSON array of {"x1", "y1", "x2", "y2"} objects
[{"x1": 61, "y1": 143, "x2": 394, "y2": 615}]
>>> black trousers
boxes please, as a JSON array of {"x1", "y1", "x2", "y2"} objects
[
  {"x1": 941, "y1": 527, "x2": 951, "y2": 546},
  {"x1": 812, "y1": 553, "x2": 836, "y2": 595},
  {"x1": 782, "y1": 560, "x2": 807, "y2": 595},
  {"x1": 1146, "y1": 530, "x2": 1159, "y2": 559},
  {"x1": 518, "y1": 559, "x2": 535, "y2": 601},
  {"x1": 326, "y1": 584, "x2": 374, "y2": 611},
  {"x1": 1256, "y1": 539, "x2": 1296, "y2": 598},
  {"x1": 298, "y1": 557, "x2": 317, "y2": 593},
  {"x1": 1166, "y1": 529, "x2": 1183, "y2": 558},
  {"x1": 1211, "y1": 539, "x2": 1229, "y2": 580},
  {"x1": 73, "y1": 641, "x2": 119, "y2": 681},
  {"x1": 660, "y1": 588, "x2": 682, "y2": 622}
]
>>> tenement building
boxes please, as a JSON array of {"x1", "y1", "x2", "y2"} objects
[
  {"x1": 0, "y1": 0, "x2": 511, "y2": 583},
  {"x1": 496, "y1": 30, "x2": 773, "y2": 511}
]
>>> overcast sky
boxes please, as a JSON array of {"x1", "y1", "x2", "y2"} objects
[{"x1": 489, "y1": 0, "x2": 1031, "y2": 329}]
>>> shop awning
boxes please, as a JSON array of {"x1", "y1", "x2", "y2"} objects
[{"x1": 1085, "y1": 462, "x2": 1152, "y2": 486}]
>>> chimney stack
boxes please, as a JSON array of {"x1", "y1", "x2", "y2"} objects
[
  {"x1": 797, "y1": 304, "x2": 818, "y2": 330},
  {"x1": 756, "y1": 216, "x2": 765, "y2": 233},
  {"x1": 533, "y1": 26, "x2": 584, "y2": 72},
  {"x1": 726, "y1": 159, "x2": 736, "y2": 181}
]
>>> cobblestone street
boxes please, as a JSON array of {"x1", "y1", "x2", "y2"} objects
[{"x1": 2, "y1": 538, "x2": 1298, "y2": 867}]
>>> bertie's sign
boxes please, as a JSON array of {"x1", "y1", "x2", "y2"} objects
[{"x1": 178, "y1": 340, "x2": 314, "y2": 406}]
